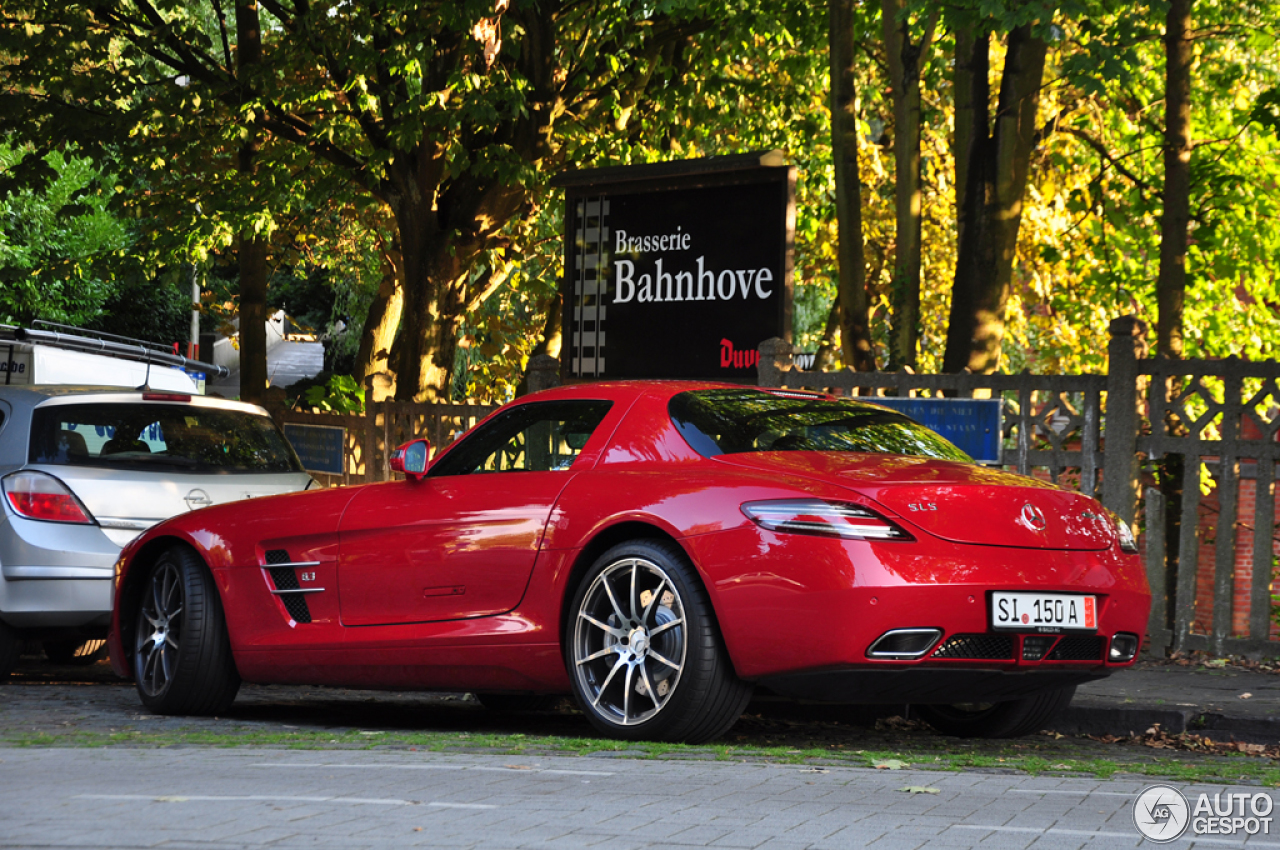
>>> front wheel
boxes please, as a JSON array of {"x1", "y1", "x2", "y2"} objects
[
  {"x1": 566, "y1": 540, "x2": 751, "y2": 743},
  {"x1": 133, "y1": 545, "x2": 240, "y2": 715},
  {"x1": 914, "y1": 686, "x2": 1076, "y2": 738}
]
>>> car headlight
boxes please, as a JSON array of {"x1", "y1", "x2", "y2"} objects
[{"x1": 742, "y1": 499, "x2": 913, "y2": 541}]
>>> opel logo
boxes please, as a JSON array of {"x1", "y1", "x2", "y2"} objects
[
  {"x1": 1019, "y1": 503, "x2": 1047, "y2": 531},
  {"x1": 184, "y1": 489, "x2": 213, "y2": 511}
]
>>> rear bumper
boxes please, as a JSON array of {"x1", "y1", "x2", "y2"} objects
[
  {"x1": 0, "y1": 573, "x2": 114, "y2": 629},
  {"x1": 1, "y1": 513, "x2": 118, "y2": 629},
  {"x1": 685, "y1": 524, "x2": 1152, "y2": 683}
]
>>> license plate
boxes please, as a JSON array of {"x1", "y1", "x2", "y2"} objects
[{"x1": 991, "y1": 592, "x2": 1097, "y2": 632}]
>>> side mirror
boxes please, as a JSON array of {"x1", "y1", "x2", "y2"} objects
[{"x1": 389, "y1": 438, "x2": 431, "y2": 480}]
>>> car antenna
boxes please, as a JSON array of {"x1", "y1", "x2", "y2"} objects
[{"x1": 135, "y1": 347, "x2": 153, "y2": 391}]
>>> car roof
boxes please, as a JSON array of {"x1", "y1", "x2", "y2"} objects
[
  {"x1": 519, "y1": 380, "x2": 747, "y2": 404},
  {"x1": 518, "y1": 380, "x2": 842, "y2": 407},
  {"x1": 0, "y1": 385, "x2": 267, "y2": 416}
]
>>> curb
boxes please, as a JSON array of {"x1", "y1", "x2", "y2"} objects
[{"x1": 1048, "y1": 704, "x2": 1280, "y2": 745}]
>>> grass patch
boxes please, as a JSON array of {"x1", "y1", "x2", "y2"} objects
[{"x1": 5, "y1": 725, "x2": 1277, "y2": 786}]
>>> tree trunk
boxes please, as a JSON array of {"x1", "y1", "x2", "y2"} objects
[
  {"x1": 829, "y1": 0, "x2": 876, "y2": 372},
  {"x1": 235, "y1": 1, "x2": 267, "y2": 403},
  {"x1": 943, "y1": 25, "x2": 1047, "y2": 375},
  {"x1": 393, "y1": 193, "x2": 478, "y2": 402},
  {"x1": 354, "y1": 258, "x2": 404, "y2": 400},
  {"x1": 515, "y1": 291, "x2": 563, "y2": 397},
  {"x1": 1155, "y1": 0, "x2": 1194, "y2": 642},
  {"x1": 1156, "y1": 0, "x2": 1193, "y2": 360},
  {"x1": 813, "y1": 299, "x2": 843, "y2": 371},
  {"x1": 881, "y1": 0, "x2": 935, "y2": 370}
]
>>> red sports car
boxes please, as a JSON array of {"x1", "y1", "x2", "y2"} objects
[{"x1": 109, "y1": 382, "x2": 1150, "y2": 743}]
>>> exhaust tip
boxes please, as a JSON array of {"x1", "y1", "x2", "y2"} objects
[
  {"x1": 1109, "y1": 632, "x2": 1140, "y2": 662},
  {"x1": 867, "y1": 628, "x2": 943, "y2": 659}
]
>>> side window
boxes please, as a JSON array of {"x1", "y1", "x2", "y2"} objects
[{"x1": 430, "y1": 400, "x2": 613, "y2": 477}]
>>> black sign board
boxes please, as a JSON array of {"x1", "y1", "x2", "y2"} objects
[
  {"x1": 283, "y1": 423, "x2": 346, "y2": 475},
  {"x1": 553, "y1": 152, "x2": 795, "y2": 380}
]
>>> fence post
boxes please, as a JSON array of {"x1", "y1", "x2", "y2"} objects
[
  {"x1": 1102, "y1": 316, "x2": 1146, "y2": 527},
  {"x1": 527, "y1": 354, "x2": 561, "y2": 393},
  {"x1": 757, "y1": 337, "x2": 794, "y2": 388},
  {"x1": 363, "y1": 377, "x2": 376, "y2": 483},
  {"x1": 1144, "y1": 486, "x2": 1169, "y2": 655}
]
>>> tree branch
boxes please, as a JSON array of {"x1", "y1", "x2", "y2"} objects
[{"x1": 1059, "y1": 126, "x2": 1155, "y2": 193}]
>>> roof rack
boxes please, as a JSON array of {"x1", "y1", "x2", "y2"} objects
[{"x1": 9, "y1": 321, "x2": 229, "y2": 379}]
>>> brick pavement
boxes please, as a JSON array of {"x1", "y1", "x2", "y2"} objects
[{"x1": 2, "y1": 748, "x2": 1277, "y2": 849}]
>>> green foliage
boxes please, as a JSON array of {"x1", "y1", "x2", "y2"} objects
[
  {"x1": 302, "y1": 373, "x2": 364, "y2": 414},
  {"x1": 83, "y1": 269, "x2": 195, "y2": 347},
  {"x1": 1, "y1": 0, "x2": 1277, "y2": 395},
  {"x1": 0, "y1": 144, "x2": 128, "y2": 326}
]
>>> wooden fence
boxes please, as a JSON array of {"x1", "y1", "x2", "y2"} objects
[{"x1": 267, "y1": 400, "x2": 500, "y2": 488}]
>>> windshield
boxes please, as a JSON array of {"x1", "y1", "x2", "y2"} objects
[
  {"x1": 30, "y1": 402, "x2": 304, "y2": 474},
  {"x1": 669, "y1": 388, "x2": 971, "y2": 462}
]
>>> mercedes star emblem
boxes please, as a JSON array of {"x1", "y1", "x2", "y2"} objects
[{"x1": 1019, "y1": 503, "x2": 1047, "y2": 531}]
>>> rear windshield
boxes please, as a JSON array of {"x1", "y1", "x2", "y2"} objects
[
  {"x1": 29, "y1": 402, "x2": 304, "y2": 473},
  {"x1": 669, "y1": 388, "x2": 971, "y2": 462}
]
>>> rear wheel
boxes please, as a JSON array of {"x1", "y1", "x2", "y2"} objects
[
  {"x1": 566, "y1": 540, "x2": 751, "y2": 743},
  {"x1": 915, "y1": 686, "x2": 1076, "y2": 738},
  {"x1": 44, "y1": 639, "x2": 108, "y2": 666},
  {"x1": 0, "y1": 621, "x2": 20, "y2": 677},
  {"x1": 133, "y1": 545, "x2": 240, "y2": 715}
]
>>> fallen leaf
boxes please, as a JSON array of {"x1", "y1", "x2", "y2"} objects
[
  {"x1": 1240, "y1": 693, "x2": 1253, "y2": 699},
  {"x1": 897, "y1": 786, "x2": 940, "y2": 794},
  {"x1": 504, "y1": 764, "x2": 534, "y2": 770},
  {"x1": 874, "y1": 759, "x2": 909, "y2": 770}
]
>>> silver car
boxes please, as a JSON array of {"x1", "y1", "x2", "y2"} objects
[{"x1": 0, "y1": 386, "x2": 313, "y2": 673}]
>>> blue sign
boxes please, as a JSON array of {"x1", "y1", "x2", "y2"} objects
[
  {"x1": 869, "y1": 397, "x2": 1002, "y2": 463},
  {"x1": 283, "y1": 423, "x2": 346, "y2": 474}
]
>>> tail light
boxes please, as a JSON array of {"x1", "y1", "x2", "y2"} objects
[
  {"x1": 1111, "y1": 513, "x2": 1139, "y2": 553},
  {"x1": 2, "y1": 471, "x2": 95, "y2": 524},
  {"x1": 742, "y1": 499, "x2": 912, "y2": 541}
]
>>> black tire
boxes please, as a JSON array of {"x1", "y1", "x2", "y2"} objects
[
  {"x1": 474, "y1": 693, "x2": 562, "y2": 713},
  {"x1": 0, "y1": 620, "x2": 20, "y2": 677},
  {"x1": 132, "y1": 545, "x2": 240, "y2": 715},
  {"x1": 565, "y1": 539, "x2": 752, "y2": 743},
  {"x1": 915, "y1": 685, "x2": 1076, "y2": 738},
  {"x1": 44, "y1": 639, "x2": 108, "y2": 666}
]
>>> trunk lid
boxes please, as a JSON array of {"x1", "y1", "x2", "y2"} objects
[
  {"x1": 43, "y1": 465, "x2": 313, "y2": 547},
  {"x1": 714, "y1": 452, "x2": 1116, "y2": 550}
]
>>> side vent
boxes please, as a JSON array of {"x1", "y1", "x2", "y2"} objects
[{"x1": 263, "y1": 549, "x2": 312, "y2": 623}]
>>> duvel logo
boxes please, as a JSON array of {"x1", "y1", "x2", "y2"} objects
[{"x1": 720, "y1": 339, "x2": 760, "y2": 370}]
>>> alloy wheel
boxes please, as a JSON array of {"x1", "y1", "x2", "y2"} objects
[
  {"x1": 571, "y1": 557, "x2": 687, "y2": 727},
  {"x1": 135, "y1": 560, "x2": 184, "y2": 697}
]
